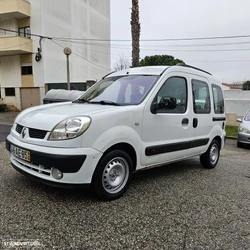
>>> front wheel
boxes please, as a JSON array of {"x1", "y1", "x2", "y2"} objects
[
  {"x1": 92, "y1": 150, "x2": 133, "y2": 200},
  {"x1": 200, "y1": 139, "x2": 220, "y2": 169}
]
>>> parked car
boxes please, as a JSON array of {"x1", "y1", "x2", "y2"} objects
[
  {"x1": 6, "y1": 64, "x2": 226, "y2": 200},
  {"x1": 236, "y1": 110, "x2": 250, "y2": 147}
]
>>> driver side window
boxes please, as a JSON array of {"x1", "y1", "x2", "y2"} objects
[{"x1": 155, "y1": 77, "x2": 187, "y2": 113}]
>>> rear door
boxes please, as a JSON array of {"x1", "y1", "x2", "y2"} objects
[{"x1": 188, "y1": 76, "x2": 213, "y2": 156}]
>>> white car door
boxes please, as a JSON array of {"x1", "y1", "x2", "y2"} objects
[
  {"x1": 188, "y1": 76, "x2": 213, "y2": 156},
  {"x1": 140, "y1": 73, "x2": 192, "y2": 167}
]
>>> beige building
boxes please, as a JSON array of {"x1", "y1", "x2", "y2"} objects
[{"x1": 0, "y1": 0, "x2": 110, "y2": 111}]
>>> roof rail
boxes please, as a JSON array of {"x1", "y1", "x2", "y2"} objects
[
  {"x1": 102, "y1": 71, "x2": 116, "y2": 79},
  {"x1": 176, "y1": 63, "x2": 212, "y2": 76}
]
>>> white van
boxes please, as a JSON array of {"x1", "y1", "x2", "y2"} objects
[{"x1": 6, "y1": 64, "x2": 226, "y2": 200}]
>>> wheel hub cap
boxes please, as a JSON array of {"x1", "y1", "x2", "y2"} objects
[
  {"x1": 210, "y1": 144, "x2": 218, "y2": 164},
  {"x1": 102, "y1": 157, "x2": 129, "y2": 194}
]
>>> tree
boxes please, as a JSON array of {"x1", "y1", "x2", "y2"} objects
[
  {"x1": 139, "y1": 55, "x2": 184, "y2": 66},
  {"x1": 242, "y1": 80, "x2": 250, "y2": 90},
  {"x1": 131, "y1": 0, "x2": 140, "y2": 67},
  {"x1": 113, "y1": 55, "x2": 130, "y2": 71}
]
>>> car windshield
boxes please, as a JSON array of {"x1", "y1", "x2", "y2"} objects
[
  {"x1": 244, "y1": 111, "x2": 250, "y2": 121},
  {"x1": 77, "y1": 75, "x2": 159, "y2": 105}
]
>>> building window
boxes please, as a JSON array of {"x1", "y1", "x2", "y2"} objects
[
  {"x1": 22, "y1": 66, "x2": 33, "y2": 75},
  {"x1": 5, "y1": 88, "x2": 15, "y2": 97},
  {"x1": 18, "y1": 26, "x2": 31, "y2": 39}
]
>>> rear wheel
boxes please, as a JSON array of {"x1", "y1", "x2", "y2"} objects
[
  {"x1": 92, "y1": 150, "x2": 133, "y2": 200},
  {"x1": 200, "y1": 139, "x2": 220, "y2": 169}
]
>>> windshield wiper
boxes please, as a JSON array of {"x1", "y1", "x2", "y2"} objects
[
  {"x1": 90, "y1": 100, "x2": 121, "y2": 106},
  {"x1": 72, "y1": 98, "x2": 90, "y2": 104}
]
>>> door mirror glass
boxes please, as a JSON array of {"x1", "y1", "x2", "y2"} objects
[
  {"x1": 151, "y1": 96, "x2": 177, "y2": 114},
  {"x1": 159, "y1": 96, "x2": 177, "y2": 109}
]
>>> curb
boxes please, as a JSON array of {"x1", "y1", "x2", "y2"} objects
[
  {"x1": 226, "y1": 136, "x2": 237, "y2": 140},
  {"x1": 0, "y1": 123, "x2": 13, "y2": 126}
]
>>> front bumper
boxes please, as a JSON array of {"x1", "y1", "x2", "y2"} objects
[
  {"x1": 238, "y1": 132, "x2": 250, "y2": 144},
  {"x1": 6, "y1": 135, "x2": 103, "y2": 185},
  {"x1": 6, "y1": 139, "x2": 86, "y2": 173}
]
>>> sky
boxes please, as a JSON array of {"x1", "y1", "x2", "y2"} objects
[{"x1": 110, "y1": 0, "x2": 250, "y2": 83}]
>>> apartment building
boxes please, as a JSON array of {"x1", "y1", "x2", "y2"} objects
[{"x1": 0, "y1": 0, "x2": 110, "y2": 110}]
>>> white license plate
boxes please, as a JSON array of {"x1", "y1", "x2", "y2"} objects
[{"x1": 10, "y1": 144, "x2": 30, "y2": 162}]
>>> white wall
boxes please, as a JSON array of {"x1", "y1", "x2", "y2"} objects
[
  {"x1": 32, "y1": 0, "x2": 110, "y2": 86},
  {"x1": 224, "y1": 90, "x2": 250, "y2": 125},
  {"x1": 29, "y1": 0, "x2": 45, "y2": 88},
  {"x1": 224, "y1": 90, "x2": 250, "y2": 116},
  {"x1": 0, "y1": 0, "x2": 111, "y2": 109},
  {"x1": 0, "y1": 56, "x2": 22, "y2": 110}
]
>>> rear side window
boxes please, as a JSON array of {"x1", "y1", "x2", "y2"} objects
[
  {"x1": 212, "y1": 84, "x2": 224, "y2": 114},
  {"x1": 192, "y1": 79, "x2": 211, "y2": 114}
]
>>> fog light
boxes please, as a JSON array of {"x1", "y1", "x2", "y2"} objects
[{"x1": 51, "y1": 168, "x2": 63, "y2": 180}]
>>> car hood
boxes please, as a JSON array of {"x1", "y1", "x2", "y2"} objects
[{"x1": 15, "y1": 102, "x2": 120, "y2": 131}]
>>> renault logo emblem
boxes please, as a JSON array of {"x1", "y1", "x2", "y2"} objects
[{"x1": 21, "y1": 127, "x2": 27, "y2": 138}]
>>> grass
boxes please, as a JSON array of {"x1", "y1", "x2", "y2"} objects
[{"x1": 225, "y1": 125, "x2": 238, "y2": 138}]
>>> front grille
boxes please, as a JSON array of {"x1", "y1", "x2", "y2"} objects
[
  {"x1": 15, "y1": 123, "x2": 48, "y2": 139},
  {"x1": 16, "y1": 124, "x2": 23, "y2": 134},
  {"x1": 29, "y1": 128, "x2": 48, "y2": 139},
  {"x1": 13, "y1": 156, "x2": 51, "y2": 176}
]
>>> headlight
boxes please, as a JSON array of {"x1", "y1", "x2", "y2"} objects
[
  {"x1": 48, "y1": 117, "x2": 91, "y2": 140},
  {"x1": 239, "y1": 124, "x2": 250, "y2": 134}
]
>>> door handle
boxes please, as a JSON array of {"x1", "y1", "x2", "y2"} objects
[
  {"x1": 182, "y1": 118, "x2": 189, "y2": 125},
  {"x1": 193, "y1": 118, "x2": 198, "y2": 128}
]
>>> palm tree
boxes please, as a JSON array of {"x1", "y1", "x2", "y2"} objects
[{"x1": 131, "y1": 0, "x2": 140, "y2": 67}]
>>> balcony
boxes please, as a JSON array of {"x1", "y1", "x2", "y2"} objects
[
  {"x1": 0, "y1": 36, "x2": 32, "y2": 56},
  {"x1": 0, "y1": 0, "x2": 30, "y2": 19}
]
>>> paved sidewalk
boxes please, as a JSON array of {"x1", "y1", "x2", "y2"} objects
[{"x1": 0, "y1": 111, "x2": 20, "y2": 125}]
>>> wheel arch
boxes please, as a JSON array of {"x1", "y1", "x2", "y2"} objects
[
  {"x1": 91, "y1": 142, "x2": 137, "y2": 199},
  {"x1": 91, "y1": 142, "x2": 137, "y2": 184},
  {"x1": 213, "y1": 135, "x2": 222, "y2": 149},
  {"x1": 102, "y1": 142, "x2": 137, "y2": 172}
]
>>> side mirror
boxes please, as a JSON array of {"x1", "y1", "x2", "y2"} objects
[
  {"x1": 236, "y1": 118, "x2": 242, "y2": 122},
  {"x1": 159, "y1": 96, "x2": 177, "y2": 109},
  {"x1": 151, "y1": 96, "x2": 177, "y2": 114}
]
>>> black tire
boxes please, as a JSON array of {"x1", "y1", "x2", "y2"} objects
[
  {"x1": 200, "y1": 139, "x2": 220, "y2": 169},
  {"x1": 237, "y1": 141, "x2": 244, "y2": 148},
  {"x1": 92, "y1": 150, "x2": 133, "y2": 200}
]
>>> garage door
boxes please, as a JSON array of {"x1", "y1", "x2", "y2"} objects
[{"x1": 20, "y1": 87, "x2": 40, "y2": 110}]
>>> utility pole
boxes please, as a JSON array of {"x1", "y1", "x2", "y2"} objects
[{"x1": 131, "y1": 0, "x2": 140, "y2": 67}]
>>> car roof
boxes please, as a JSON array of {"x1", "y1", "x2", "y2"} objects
[{"x1": 106, "y1": 64, "x2": 220, "y2": 84}]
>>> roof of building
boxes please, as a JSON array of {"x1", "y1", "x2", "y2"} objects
[{"x1": 222, "y1": 83, "x2": 242, "y2": 89}]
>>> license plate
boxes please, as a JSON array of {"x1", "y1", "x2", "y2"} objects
[{"x1": 10, "y1": 144, "x2": 30, "y2": 162}]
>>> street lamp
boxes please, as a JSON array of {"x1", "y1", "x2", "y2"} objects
[{"x1": 63, "y1": 47, "x2": 72, "y2": 90}]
